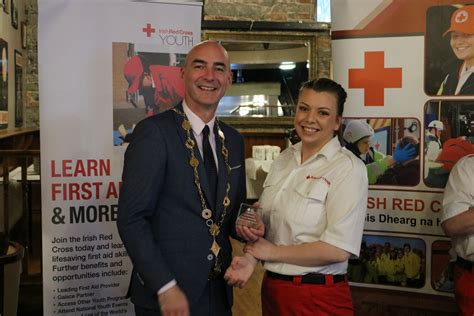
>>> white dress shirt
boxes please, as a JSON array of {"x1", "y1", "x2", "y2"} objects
[{"x1": 183, "y1": 101, "x2": 218, "y2": 170}]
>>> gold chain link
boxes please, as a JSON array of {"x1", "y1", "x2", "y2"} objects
[{"x1": 173, "y1": 108, "x2": 232, "y2": 234}]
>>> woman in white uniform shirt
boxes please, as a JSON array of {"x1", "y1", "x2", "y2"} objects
[{"x1": 225, "y1": 78, "x2": 368, "y2": 315}]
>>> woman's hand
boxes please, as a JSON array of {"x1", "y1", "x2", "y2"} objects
[
  {"x1": 244, "y1": 238, "x2": 277, "y2": 262},
  {"x1": 236, "y1": 202, "x2": 265, "y2": 242}
]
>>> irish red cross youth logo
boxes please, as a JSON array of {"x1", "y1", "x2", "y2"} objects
[
  {"x1": 142, "y1": 23, "x2": 156, "y2": 37},
  {"x1": 348, "y1": 51, "x2": 402, "y2": 106}
]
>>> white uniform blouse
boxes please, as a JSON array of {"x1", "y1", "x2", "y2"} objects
[
  {"x1": 259, "y1": 137, "x2": 368, "y2": 275},
  {"x1": 441, "y1": 155, "x2": 474, "y2": 261}
]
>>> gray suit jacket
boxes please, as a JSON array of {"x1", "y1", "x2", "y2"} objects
[{"x1": 117, "y1": 104, "x2": 246, "y2": 310}]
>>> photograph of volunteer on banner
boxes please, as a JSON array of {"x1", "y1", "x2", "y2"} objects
[
  {"x1": 423, "y1": 100, "x2": 474, "y2": 188},
  {"x1": 347, "y1": 234, "x2": 426, "y2": 288},
  {"x1": 425, "y1": 4, "x2": 474, "y2": 96},
  {"x1": 341, "y1": 118, "x2": 421, "y2": 186},
  {"x1": 112, "y1": 42, "x2": 186, "y2": 146},
  {"x1": 431, "y1": 240, "x2": 455, "y2": 293}
]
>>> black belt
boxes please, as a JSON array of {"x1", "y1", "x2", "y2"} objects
[
  {"x1": 456, "y1": 257, "x2": 473, "y2": 271},
  {"x1": 266, "y1": 271, "x2": 347, "y2": 285}
]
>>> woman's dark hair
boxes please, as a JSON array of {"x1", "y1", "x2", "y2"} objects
[{"x1": 299, "y1": 78, "x2": 347, "y2": 116}]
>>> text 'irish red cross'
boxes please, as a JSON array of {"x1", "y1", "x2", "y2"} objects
[
  {"x1": 348, "y1": 51, "x2": 402, "y2": 106},
  {"x1": 142, "y1": 23, "x2": 156, "y2": 37}
]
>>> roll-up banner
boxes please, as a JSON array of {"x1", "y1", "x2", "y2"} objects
[
  {"x1": 332, "y1": 0, "x2": 474, "y2": 296},
  {"x1": 38, "y1": 1, "x2": 201, "y2": 314}
]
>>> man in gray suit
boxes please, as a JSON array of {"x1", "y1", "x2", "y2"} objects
[{"x1": 118, "y1": 41, "x2": 246, "y2": 316}]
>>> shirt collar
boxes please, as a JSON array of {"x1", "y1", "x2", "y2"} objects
[
  {"x1": 182, "y1": 101, "x2": 216, "y2": 135},
  {"x1": 460, "y1": 61, "x2": 474, "y2": 75},
  {"x1": 291, "y1": 136, "x2": 341, "y2": 164}
]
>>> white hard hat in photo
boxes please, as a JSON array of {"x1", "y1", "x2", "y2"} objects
[
  {"x1": 428, "y1": 120, "x2": 444, "y2": 131},
  {"x1": 343, "y1": 120, "x2": 374, "y2": 143}
]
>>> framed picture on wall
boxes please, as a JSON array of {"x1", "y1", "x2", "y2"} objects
[
  {"x1": 11, "y1": 0, "x2": 18, "y2": 29},
  {"x1": 2, "y1": 0, "x2": 8, "y2": 14},
  {"x1": 21, "y1": 22, "x2": 26, "y2": 49},
  {"x1": 0, "y1": 39, "x2": 8, "y2": 129},
  {"x1": 14, "y1": 50, "x2": 23, "y2": 127}
]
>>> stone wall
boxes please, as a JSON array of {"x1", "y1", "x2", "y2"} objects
[
  {"x1": 316, "y1": 31, "x2": 331, "y2": 79},
  {"x1": 24, "y1": 0, "x2": 39, "y2": 128},
  {"x1": 204, "y1": 0, "x2": 315, "y2": 22}
]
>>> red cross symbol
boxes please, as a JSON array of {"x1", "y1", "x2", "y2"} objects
[
  {"x1": 455, "y1": 10, "x2": 468, "y2": 23},
  {"x1": 142, "y1": 23, "x2": 156, "y2": 37},
  {"x1": 374, "y1": 141, "x2": 380, "y2": 151},
  {"x1": 348, "y1": 51, "x2": 402, "y2": 106}
]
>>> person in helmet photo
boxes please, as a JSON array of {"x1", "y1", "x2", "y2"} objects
[
  {"x1": 342, "y1": 120, "x2": 416, "y2": 184},
  {"x1": 424, "y1": 119, "x2": 445, "y2": 179},
  {"x1": 437, "y1": 5, "x2": 474, "y2": 95},
  {"x1": 425, "y1": 137, "x2": 474, "y2": 188}
]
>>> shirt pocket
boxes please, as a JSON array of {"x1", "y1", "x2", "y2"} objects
[
  {"x1": 293, "y1": 179, "x2": 329, "y2": 225},
  {"x1": 259, "y1": 172, "x2": 281, "y2": 222}
]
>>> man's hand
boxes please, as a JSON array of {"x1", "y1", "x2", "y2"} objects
[
  {"x1": 158, "y1": 286, "x2": 189, "y2": 316},
  {"x1": 236, "y1": 202, "x2": 265, "y2": 242},
  {"x1": 224, "y1": 253, "x2": 258, "y2": 288}
]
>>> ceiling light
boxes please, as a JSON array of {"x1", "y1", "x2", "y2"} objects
[{"x1": 279, "y1": 62, "x2": 295, "y2": 70}]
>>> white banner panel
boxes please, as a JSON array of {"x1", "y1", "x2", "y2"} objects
[
  {"x1": 332, "y1": 0, "x2": 474, "y2": 296},
  {"x1": 38, "y1": 1, "x2": 201, "y2": 315},
  {"x1": 332, "y1": 37, "x2": 425, "y2": 117}
]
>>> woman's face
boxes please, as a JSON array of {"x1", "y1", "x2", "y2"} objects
[
  {"x1": 450, "y1": 31, "x2": 474, "y2": 67},
  {"x1": 294, "y1": 89, "x2": 341, "y2": 155},
  {"x1": 356, "y1": 136, "x2": 371, "y2": 155}
]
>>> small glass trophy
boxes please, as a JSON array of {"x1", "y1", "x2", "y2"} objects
[{"x1": 236, "y1": 203, "x2": 259, "y2": 228}]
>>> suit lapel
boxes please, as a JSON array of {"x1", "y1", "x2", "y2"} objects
[
  {"x1": 174, "y1": 103, "x2": 190, "y2": 153},
  {"x1": 173, "y1": 104, "x2": 214, "y2": 211},
  {"x1": 460, "y1": 73, "x2": 474, "y2": 94}
]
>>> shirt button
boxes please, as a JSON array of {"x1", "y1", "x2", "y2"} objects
[{"x1": 207, "y1": 254, "x2": 214, "y2": 261}]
